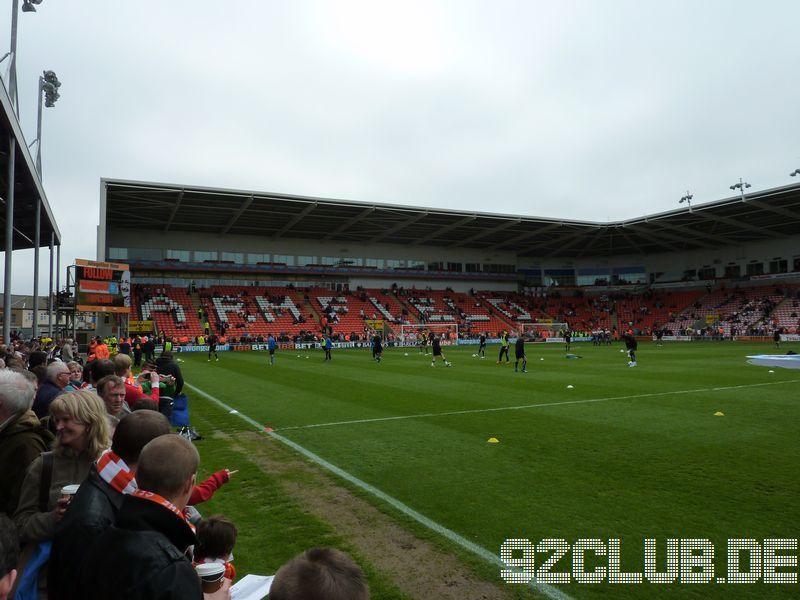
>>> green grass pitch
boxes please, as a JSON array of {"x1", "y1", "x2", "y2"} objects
[{"x1": 180, "y1": 341, "x2": 800, "y2": 599}]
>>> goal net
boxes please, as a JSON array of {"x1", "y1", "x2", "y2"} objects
[
  {"x1": 518, "y1": 322, "x2": 568, "y2": 341},
  {"x1": 399, "y1": 323, "x2": 459, "y2": 346}
]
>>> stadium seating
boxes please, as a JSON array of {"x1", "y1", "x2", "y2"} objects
[
  {"x1": 133, "y1": 285, "x2": 203, "y2": 339},
  {"x1": 667, "y1": 286, "x2": 787, "y2": 335},
  {"x1": 200, "y1": 286, "x2": 314, "y2": 339},
  {"x1": 615, "y1": 290, "x2": 704, "y2": 333},
  {"x1": 129, "y1": 281, "x2": 797, "y2": 341}
]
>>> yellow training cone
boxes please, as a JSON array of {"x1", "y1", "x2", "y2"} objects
[
  {"x1": 487, "y1": 437, "x2": 500, "y2": 444},
  {"x1": 714, "y1": 411, "x2": 724, "y2": 417}
]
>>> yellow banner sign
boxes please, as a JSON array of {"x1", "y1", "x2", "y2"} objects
[{"x1": 129, "y1": 320, "x2": 154, "y2": 333}]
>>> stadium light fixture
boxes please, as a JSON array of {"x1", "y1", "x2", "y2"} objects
[
  {"x1": 21, "y1": 0, "x2": 42, "y2": 12},
  {"x1": 790, "y1": 169, "x2": 800, "y2": 177},
  {"x1": 32, "y1": 69, "x2": 61, "y2": 174},
  {"x1": 729, "y1": 177, "x2": 751, "y2": 202},
  {"x1": 679, "y1": 191, "x2": 693, "y2": 211},
  {"x1": 7, "y1": 0, "x2": 45, "y2": 114}
]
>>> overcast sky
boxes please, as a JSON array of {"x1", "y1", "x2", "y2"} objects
[{"x1": 4, "y1": 0, "x2": 800, "y2": 294}]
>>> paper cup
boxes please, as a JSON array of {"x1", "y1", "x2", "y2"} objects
[
  {"x1": 60, "y1": 484, "x2": 80, "y2": 501},
  {"x1": 196, "y1": 563, "x2": 225, "y2": 593}
]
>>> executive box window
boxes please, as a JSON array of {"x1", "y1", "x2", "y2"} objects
[
  {"x1": 769, "y1": 259, "x2": 788, "y2": 274},
  {"x1": 194, "y1": 251, "x2": 218, "y2": 262},
  {"x1": 221, "y1": 252, "x2": 244, "y2": 264},
  {"x1": 166, "y1": 249, "x2": 190, "y2": 262},
  {"x1": 247, "y1": 253, "x2": 268, "y2": 265},
  {"x1": 746, "y1": 262, "x2": 764, "y2": 276},
  {"x1": 724, "y1": 264, "x2": 741, "y2": 278},
  {"x1": 108, "y1": 247, "x2": 128, "y2": 260}
]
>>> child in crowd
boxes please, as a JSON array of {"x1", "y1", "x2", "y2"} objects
[{"x1": 193, "y1": 515, "x2": 238, "y2": 581}]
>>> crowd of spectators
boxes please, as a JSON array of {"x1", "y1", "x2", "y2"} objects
[{"x1": 0, "y1": 336, "x2": 370, "y2": 599}]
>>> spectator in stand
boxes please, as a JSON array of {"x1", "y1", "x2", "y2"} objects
[
  {"x1": 27, "y1": 351, "x2": 48, "y2": 371},
  {"x1": 87, "y1": 359, "x2": 115, "y2": 392},
  {"x1": 59, "y1": 339, "x2": 73, "y2": 364},
  {"x1": 113, "y1": 353, "x2": 160, "y2": 409},
  {"x1": 0, "y1": 371, "x2": 53, "y2": 518},
  {"x1": 13, "y1": 391, "x2": 110, "y2": 597},
  {"x1": 92, "y1": 337, "x2": 110, "y2": 362},
  {"x1": 96, "y1": 375, "x2": 131, "y2": 422},
  {"x1": 270, "y1": 547, "x2": 369, "y2": 600},
  {"x1": 143, "y1": 336, "x2": 156, "y2": 363},
  {"x1": 49, "y1": 410, "x2": 171, "y2": 600},
  {"x1": 132, "y1": 335, "x2": 143, "y2": 367},
  {"x1": 118, "y1": 337, "x2": 132, "y2": 356},
  {"x1": 32, "y1": 362, "x2": 71, "y2": 419},
  {"x1": 155, "y1": 351, "x2": 184, "y2": 395},
  {"x1": 75, "y1": 435, "x2": 203, "y2": 600},
  {"x1": 63, "y1": 361, "x2": 86, "y2": 392},
  {"x1": 193, "y1": 515, "x2": 238, "y2": 581}
]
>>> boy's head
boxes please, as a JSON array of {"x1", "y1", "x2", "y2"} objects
[
  {"x1": 270, "y1": 547, "x2": 368, "y2": 600},
  {"x1": 195, "y1": 515, "x2": 238, "y2": 560}
]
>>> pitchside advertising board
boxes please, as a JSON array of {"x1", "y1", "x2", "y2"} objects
[{"x1": 75, "y1": 259, "x2": 131, "y2": 313}]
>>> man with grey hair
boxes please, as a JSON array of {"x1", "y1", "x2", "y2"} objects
[
  {"x1": 32, "y1": 362, "x2": 71, "y2": 419},
  {"x1": 0, "y1": 370, "x2": 53, "y2": 517}
]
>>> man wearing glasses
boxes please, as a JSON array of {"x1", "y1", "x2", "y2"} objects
[{"x1": 32, "y1": 363, "x2": 71, "y2": 419}]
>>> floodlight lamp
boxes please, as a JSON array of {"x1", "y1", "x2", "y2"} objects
[
  {"x1": 730, "y1": 185, "x2": 736, "y2": 190},
  {"x1": 30, "y1": 0, "x2": 43, "y2": 4},
  {"x1": 21, "y1": 0, "x2": 36, "y2": 12},
  {"x1": 791, "y1": 169, "x2": 800, "y2": 177}
]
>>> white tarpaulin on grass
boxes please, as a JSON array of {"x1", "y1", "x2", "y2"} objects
[{"x1": 746, "y1": 354, "x2": 800, "y2": 369}]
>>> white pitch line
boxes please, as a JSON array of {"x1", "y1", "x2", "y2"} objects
[
  {"x1": 275, "y1": 378, "x2": 800, "y2": 432},
  {"x1": 185, "y1": 382, "x2": 573, "y2": 600}
]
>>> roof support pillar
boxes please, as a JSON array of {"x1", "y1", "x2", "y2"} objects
[
  {"x1": 3, "y1": 135, "x2": 15, "y2": 344},
  {"x1": 48, "y1": 232, "x2": 54, "y2": 337},
  {"x1": 32, "y1": 197, "x2": 40, "y2": 338}
]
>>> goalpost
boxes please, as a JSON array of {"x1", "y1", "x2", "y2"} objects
[
  {"x1": 399, "y1": 323, "x2": 459, "y2": 346},
  {"x1": 518, "y1": 322, "x2": 568, "y2": 341}
]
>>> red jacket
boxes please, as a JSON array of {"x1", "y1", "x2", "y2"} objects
[
  {"x1": 189, "y1": 470, "x2": 230, "y2": 505},
  {"x1": 124, "y1": 380, "x2": 160, "y2": 409}
]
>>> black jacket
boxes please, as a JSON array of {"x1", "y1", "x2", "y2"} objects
[
  {"x1": 49, "y1": 468, "x2": 124, "y2": 600},
  {"x1": 75, "y1": 494, "x2": 201, "y2": 600}
]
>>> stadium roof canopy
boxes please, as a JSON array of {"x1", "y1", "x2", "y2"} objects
[
  {"x1": 0, "y1": 79, "x2": 60, "y2": 250},
  {"x1": 103, "y1": 178, "x2": 800, "y2": 259}
]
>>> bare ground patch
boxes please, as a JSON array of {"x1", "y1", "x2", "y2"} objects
[{"x1": 224, "y1": 430, "x2": 538, "y2": 600}]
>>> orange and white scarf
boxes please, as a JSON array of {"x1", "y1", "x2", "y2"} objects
[
  {"x1": 131, "y1": 488, "x2": 196, "y2": 533},
  {"x1": 96, "y1": 449, "x2": 137, "y2": 495}
]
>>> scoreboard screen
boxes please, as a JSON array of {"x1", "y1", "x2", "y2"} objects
[{"x1": 75, "y1": 259, "x2": 131, "y2": 313}]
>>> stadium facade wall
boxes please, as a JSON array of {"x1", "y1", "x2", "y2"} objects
[
  {"x1": 104, "y1": 223, "x2": 798, "y2": 286},
  {"x1": 104, "y1": 230, "x2": 517, "y2": 269},
  {"x1": 347, "y1": 277, "x2": 516, "y2": 293},
  {"x1": 531, "y1": 236, "x2": 797, "y2": 282}
]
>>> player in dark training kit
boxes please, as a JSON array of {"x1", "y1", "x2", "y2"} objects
[
  {"x1": 514, "y1": 336, "x2": 527, "y2": 373},
  {"x1": 478, "y1": 334, "x2": 487, "y2": 358},
  {"x1": 622, "y1": 332, "x2": 638, "y2": 367},
  {"x1": 208, "y1": 334, "x2": 219, "y2": 362},
  {"x1": 430, "y1": 335, "x2": 451, "y2": 368}
]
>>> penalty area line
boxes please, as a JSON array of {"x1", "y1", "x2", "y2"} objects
[
  {"x1": 185, "y1": 382, "x2": 573, "y2": 600},
  {"x1": 275, "y1": 378, "x2": 800, "y2": 432}
]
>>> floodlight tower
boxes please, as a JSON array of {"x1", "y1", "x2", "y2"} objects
[
  {"x1": 679, "y1": 191, "x2": 693, "y2": 212},
  {"x1": 2, "y1": 0, "x2": 44, "y2": 114},
  {"x1": 31, "y1": 69, "x2": 61, "y2": 174},
  {"x1": 729, "y1": 178, "x2": 751, "y2": 202}
]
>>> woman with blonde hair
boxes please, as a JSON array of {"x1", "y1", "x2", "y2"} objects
[{"x1": 13, "y1": 390, "x2": 111, "y2": 598}]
